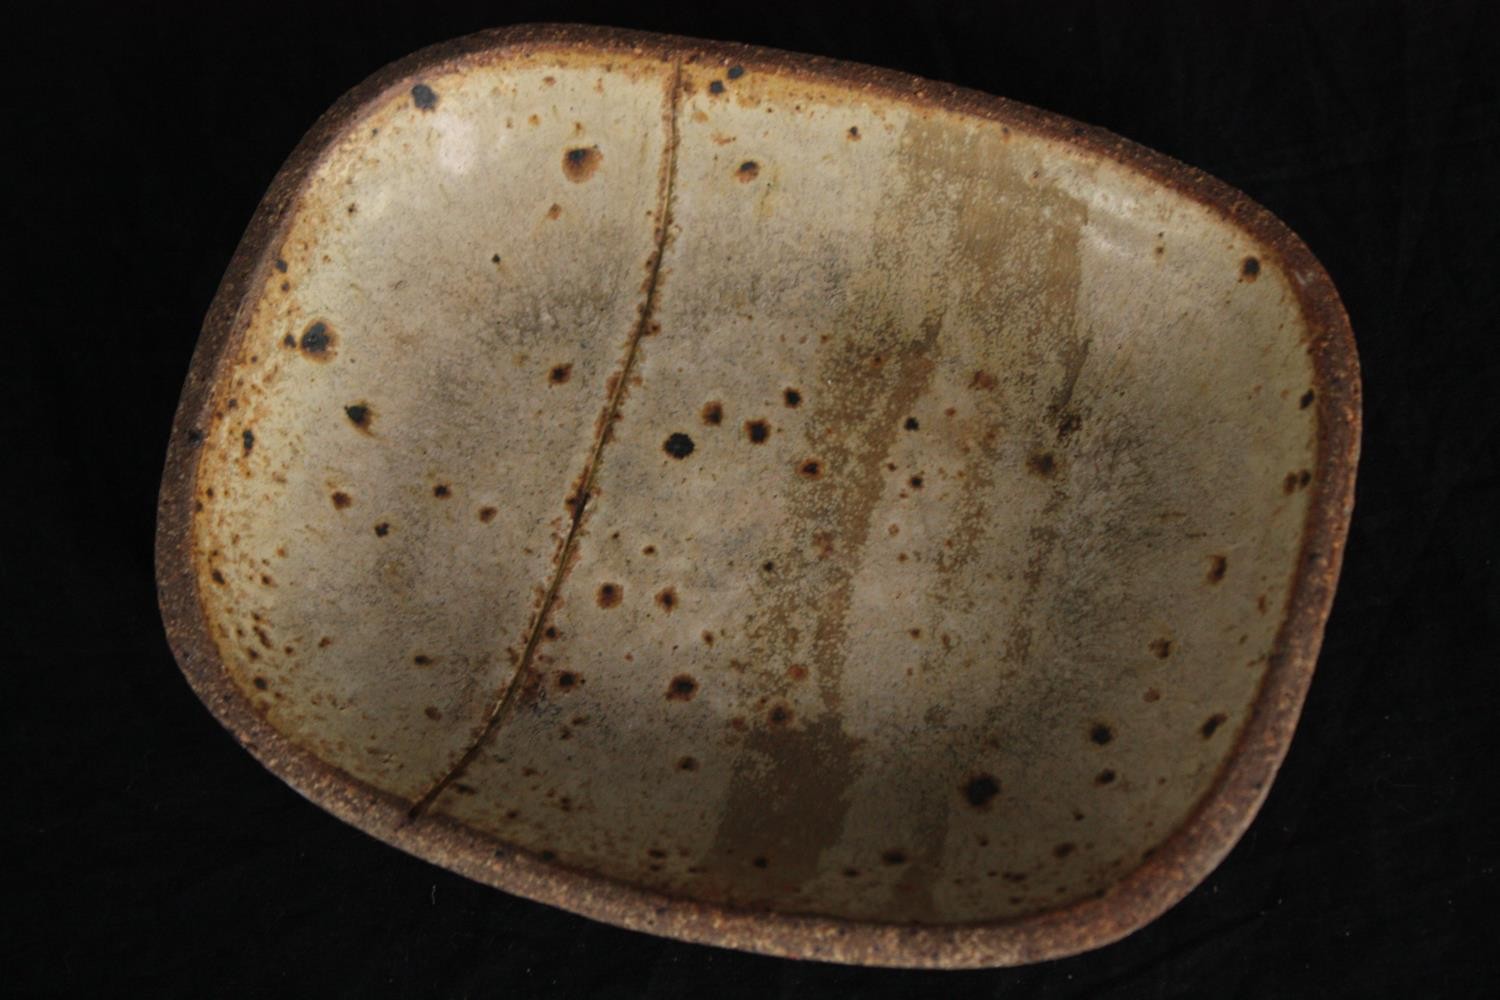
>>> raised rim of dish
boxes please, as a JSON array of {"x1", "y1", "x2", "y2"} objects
[{"x1": 156, "y1": 23, "x2": 1361, "y2": 969}]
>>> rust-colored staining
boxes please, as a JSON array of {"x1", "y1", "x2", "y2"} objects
[
  {"x1": 556, "y1": 671, "x2": 580, "y2": 691},
  {"x1": 736, "y1": 160, "x2": 759, "y2": 182},
  {"x1": 881, "y1": 849, "x2": 908, "y2": 866},
  {"x1": 374, "y1": 521, "x2": 390, "y2": 537},
  {"x1": 1089, "y1": 722, "x2": 1114, "y2": 745},
  {"x1": 330, "y1": 491, "x2": 352, "y2": 510},
  {"x1": 767, "y1": 702, "x2": 793, "y2": 726},
  {"x1": 241, "y1": 429, "x2": 255, "y2": 454},
  {"x1": 1241, "y1": 256, "x2": 1260, "y2": 281},
  {"x1": 971, "y1": 370, "x2": 997, "y2": 391},
  {"x1": 298, "y1": 320, "x2": 335, "y2": 360},
  {"x1": 1027, "y1": 452, "x2": 1058, "y2": 478},
  {"x1": 666, "y1": 674, "x2": 698, "y2": 701},
  {"x1": 783, "y1": 387, "x2": 802, "y2": 407},
  {"x1": 317, "y1": 637, "x2": 332, "y2": 649},
  {"x1": 847, "y1": 125, "x2": 861, "y2": 140},
  {"x1": 797, "y1": 458, "x2": 822, "y2": 479},
  {"x1": 1207, "y1": 554, "x2": 1228, "y2": 583},
  {"x1": 410, "y1": 83, "x2": 438, "y2": 111},
  {"x1": 963, "y1": 773, "x2": 1001, "y2": 808},
  {"x1": 549, "y1": 363, "x2": 573, "y2": 385},
  {"x1": 701, "y1": 401, "x2": 724, "y2": 425},
  {"x1": 478, "y1": 506, "x2": 498, "y2": 523},
  {"x1": 1150, "y1": 638, "x2": 1172, "y2": 659},
  {"x1": 1143, "y1": 688, "x2": 1161, "y2": 703},
  {"x1": 597, "y1": 582, "x2": 622, "y2": 608},
  {"x1": 1095, "y1": 769, "x2": 1117, "y2": 786},
  {"x1": 562, "y1": 145, "x2": 602, "y2": 182},
  {"x1": 546, "y1": 203, "x2": 562, "y2": 220},
  {"x1": 1257, "y1": 593, "x2": 1269, "y2": 614},
  {"x1": 904, "y1": 416, "x2": 919, "y2": 431},
  {"x1": 1053, "y1": 842, "x2": 1077, "y2": 859},
  {"x1": 811, "y1": 531, "x2": 837, "y2": 560},
  {"x1": 786, "y1": 663, "x2": 808, "y2": 681},
  {"x1": 745, "y1": 419, "x2": 770, "y2": 443},
  {"x1": 1202, "y1": 712, "x2": 1229, "y2": 739},
  {"x1": 701, "y1": 630, "x2": 714, "y2": 646},
  {"x1": 412, "y1": 654, "x2": 433, "y2": 666},
  {"x1": 424, "y1": 706, "x2": 443, "y2": 721},
  {"x1": 655, "y1": 586, "x2": 678, "y2": 612},
  {"x1": 344, "y1": 403, "x2": 373, "y2": 431},
  {"x1": 663, "y1": 432, "x2": 695, "y2": 459}
]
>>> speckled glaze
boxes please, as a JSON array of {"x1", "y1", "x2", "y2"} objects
[{"x1": 157, "y1": 25, "x2": 1360, "y2": 968}]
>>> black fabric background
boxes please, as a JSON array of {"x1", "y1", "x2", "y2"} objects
[{"x1": 6, "y1": 2, "x2": 1498, "y2": 996}]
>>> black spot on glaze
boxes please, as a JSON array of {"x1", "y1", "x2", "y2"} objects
[
  {"x1": 727, "y1": 65, "x2": 744, "y2": 79},
  {"x1": 783, "y1": 388, "x2": 801, "y2": 407},
  {"x1": 1208, "y1": 555, "x2": 1228, "y2": 583},
  {"x1": 663, "y1": 432, "x2": 695, "y2": 459},
  {"x1": 1202, "y1": 713, "x2": 1229, "y2": 738},
  {"x1": 667, "y1": 674, "x2": 697, "y2": 701},
  {"x1": 1300, "y1": 389, "x2": 1316, "y2": 409},
  {"x1": 904, "y1": 416, "x2": 919, "y2": 431},
  {"x1": 1242, "y1": 256, "x2": 1260, "y2": 280},
  {"x1": 1027, "y1": 452, "x2": 1057, "y2": 478},
  {"x1": 881, "y1": 849, "x2": 908, "y2": 866},
  {"x1": 1090, "y1": 723, "x2": 1114, "y2": 745},
  {"x1": 562, "y1": 145, "x2": 602, "y2": 182},
  {"x1": 702, "y1": 401, "x2": 724, "y2": 425},
  {"x1": 241, "y1": 429, "x2": 254, "y2": 454},
  {"x1": 299, "y1": 321, "x2": 333, "y2": 358},
  {"x1": 411, "y1": 83, "x2": 438, "y2": 111},
  {"x1": 963, "y1": 774, "x2": 1001, "y2": 808},
  {"x1": 709, "y1": 80, "x2": 725, "y2": 95},
  {"x1": 745, "y1": 419, "x2": 769, "y2": 444}
]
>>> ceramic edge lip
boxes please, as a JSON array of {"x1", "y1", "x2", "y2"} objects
[{"x1": 155, "y1": 23, "x2": 1360, "y2": 969}]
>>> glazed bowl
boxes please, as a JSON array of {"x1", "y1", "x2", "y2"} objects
[{"x1": 157, "y1": 25, "x2": 1359, "y2": 968}]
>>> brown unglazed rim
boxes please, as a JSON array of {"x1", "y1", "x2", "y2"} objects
[{"x1": 155, "y1": 23, "x2": 1361, "y2": 969}]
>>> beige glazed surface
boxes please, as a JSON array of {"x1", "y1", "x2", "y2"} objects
[{"x1": 158, "y1": 26, "x2": 1359, "y2": 967}]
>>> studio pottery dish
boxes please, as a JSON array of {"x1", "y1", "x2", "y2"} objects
[{"x1": 157, "y1": 25, "x2": 1360, "y2": 967}]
